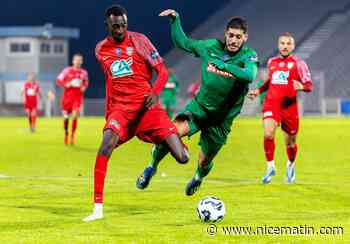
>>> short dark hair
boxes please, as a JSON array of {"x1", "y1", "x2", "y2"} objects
[
  {"x1": 105, "y1": 4, "x2": 127, "y2": 19},
  {"x1": 226, "y1": 17, "x2": 248, "y2": 33},
  {"x1": 279, "y1": 32, "x2": 294, "y2": 38}
]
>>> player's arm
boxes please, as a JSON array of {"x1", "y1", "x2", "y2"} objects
[
  {"x1": 247, "y1": 78, "x2": 270, "y2": 100},
  {"x1": 159, "y1": 9, "x2": 204, "y2": 57},
  {"x1": 212, "y1": 58, "x2": 258, "y2": 84},
  {"x1": 56, "y1": 68, "x2": 71, "y2": 88},
  {"x1": 145, "y1": 62, "x2": 169, "y2": 108},
  {"x1": 81, "y1": 71, "x2": 89, "y2": 92},
  {"x1": 294, "y1": 59, "x2": 313, "y2": 92}
]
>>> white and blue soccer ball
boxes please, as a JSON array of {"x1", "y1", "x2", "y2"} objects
[{"x1": 197, "y1": 196, "x2": 226, "y2": 222}]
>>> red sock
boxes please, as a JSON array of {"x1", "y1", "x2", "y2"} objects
[
  {"x1": 71, "y1": 119, "x2": 78, "y2": 135},
  {"x1": 94, "y1": 155, "x2": 109, "y2": 203},
  {"x1": 264, "y1": 138, "x2": 275, "y2": 162},
  {"x1": 64, "y1": 119, "x2": 69, "y2": 135},
  {"x1": 287, "y1": 144, "x2": 298, "y2": 163},
  {"x1": 31, "y1": 115, "x2": 37, "y2": 128}
]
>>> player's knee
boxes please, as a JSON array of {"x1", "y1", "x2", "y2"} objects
[{"x1": 264, "y1": 129, "x2": 275, "y2": 139}]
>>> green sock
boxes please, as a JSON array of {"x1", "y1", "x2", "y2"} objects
[
  {"x1": 149, "y1": 144, "x2": 169, "y2": 170},
  {"x1": 194, "y1": 162, "x2": 214, "y2": 180}
]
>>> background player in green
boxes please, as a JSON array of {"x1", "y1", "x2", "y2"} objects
[
  {"x1": 136, "y1": 9, "x2": 259, "y2": 195},
  {"x1": 161, "y1": 68, "x2": 179, "y2": 118}
]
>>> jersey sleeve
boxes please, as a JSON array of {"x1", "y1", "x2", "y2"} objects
[
  {"x1": 56, "y1": 68, "x2": 69, "y2": 86},
  {"x1": 135, "y1": 34, "x2": 164, "y2": 68},
  {"x1": 222, "y1": 50, "x2": 259, "y2": 83},
  {"x1": 170, "y1": 15, "x2": 209, "y2": 57},
  {"x1": 296, "y1": 59, "x2": 313, "y2": 92}
]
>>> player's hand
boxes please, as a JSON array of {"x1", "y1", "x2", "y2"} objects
[
  {"x1": 247, "y1": 89, "x2": 260, "y2": 100},
  {"x1": 159, "y1": 9, "x2": 178, "y2": 18},
  {"x1": 65, "y1": 82, "x2": 72, "y2": 88},
  {"x1": 293, "y1": 80, "x2": 304, "y2": 91},
  {"x1": 81, "y1": 86, "x2": 86, "y2": 92},
  {"x1": 211, "y1": 59, "x2": 226, "y2": 70},
  {"x1": 144, "y1": 92, "x2": 159, "y2": 109}
]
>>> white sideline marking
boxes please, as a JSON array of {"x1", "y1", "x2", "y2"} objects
[{"x1": 0, "y1": 174, "x2": 10, "y2": 178}]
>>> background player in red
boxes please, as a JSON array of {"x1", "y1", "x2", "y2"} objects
[
  {"x1": 56, "y1": 53, "x2": 89, "y2": 145},
  {"x1": 22, "y1": 72, "x2": 41, "y2": 132},
  {"x1": 248, "y1": 32, "x2": 312, "y2": 184},
  {"x1": 83, "y1": 5, "x2": 189, "y2": 222}
]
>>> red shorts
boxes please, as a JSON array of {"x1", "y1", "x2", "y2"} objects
[
  {"x1": 104, "y1": 103, "x2": 177, "y2": 146},
  {"x1": 24, "y1": 102, "x2": 37, "y2": 111},
  {"x1": 61, "y1": 97, "x2": 82, "y2": 114},
  {"x1": 262, "y1": 98, "x2": 299, "y2": 135}
]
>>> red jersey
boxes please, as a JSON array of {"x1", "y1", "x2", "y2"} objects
[
  {"x1": 259, "y1": 55, "x2": 313, "y2": 101},
  {"x1": 22, "y1": 81, "x2": 40, "y2": 106},
  {"x1": 56, "y1": 67, "x2": 89, "y2": 101},
  {"x1": 95, "y1": 32, "x2": 165, "y2": 116}
]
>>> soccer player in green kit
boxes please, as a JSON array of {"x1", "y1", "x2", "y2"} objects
[
  {"x1": 136, "y1": 9, "x2": 259, "y2": 195},
  {"x1": 161, "y1": 68, "x2": 179, "y2": 118}
]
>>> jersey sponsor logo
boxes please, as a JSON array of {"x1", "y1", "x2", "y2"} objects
[
  {"x1": 110, "y1": 58, "x2": 133, "y2": 77},
  {"x1": 207, "y1": 63, "x2": 234, "y2": 79},
  {"x1": 126, "y1": 47, "x2": 133, "y2": 56},
  {"x1": 263, "y1": 111, "x2": 273, "y2": 118},
  {"x1": 27, "y1": 88, "x2": 35, "y2": 96},
  {"x1": 70, "y1": 78, "x2": 82, "y2": 87},
  {"x1": 271, "y1": 70, "x2": 289, "y2": 85}
]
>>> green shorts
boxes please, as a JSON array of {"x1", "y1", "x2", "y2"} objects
[{"x1": 176, "y1": 99, "x2": 241, "y2": 156}]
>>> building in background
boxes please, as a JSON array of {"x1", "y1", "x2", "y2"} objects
[{"x1": 0, "y1": 24, "x2": 79, "y2": 116}]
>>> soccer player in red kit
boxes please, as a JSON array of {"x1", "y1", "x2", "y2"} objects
[
  {"x1": 22, "y1": 72, "x2": 41, "y2": 132},
  {"x1": 248, "y1": 32, "x2": 312, "y2": 184},
  {"x1": 83, "y1": 5, "x2": 189, "y2": 222},
  {"x1": 56, "y1": 53, "x2": 89, "y2": 145}
]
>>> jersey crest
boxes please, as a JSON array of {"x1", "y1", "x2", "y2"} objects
[{"x1": 110, "y1": 58, "x2": 133, "y2": 77}]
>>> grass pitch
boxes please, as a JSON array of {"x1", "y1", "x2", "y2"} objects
[{"x1": 0, "y1": 117, "x2": 349, "y2": 243}]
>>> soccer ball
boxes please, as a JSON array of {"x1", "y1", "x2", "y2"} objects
[{"x1": 197, "y1": 196, "x2": 226, "y2": 222}]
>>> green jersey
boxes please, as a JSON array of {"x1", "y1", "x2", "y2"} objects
[{"x1": 171, "y1": 15, "x2": 258, "y2": 121}]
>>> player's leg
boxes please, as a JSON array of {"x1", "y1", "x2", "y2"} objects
[
  {"x1": 70, "y1": 109, "x2": 79, "y2": 145},
  {"x1": 83, "y1": 129, "x2": 119, "y2": 222},
  {"x1": 262, "y1": 118, "x2": 278, "y2": 184},
  {"x1": 84, "y1": 111, "x2": 130, "y2": 222},
  {"x1": 185, "y1": 148, "x2": 216, "y2": 196},
  {"x1": 136, "y1": 113, "x2": 191, "y2": 189},
  {"x1": 284, "y1": 132, "x2": 297, "y2": 183},
  {"x1": 63, "y1": 111, "x2": 70, "y2": 145},
  {"x1": 25, "y1": 108, "x2": 32, "y2": 131},
  {"x1": 281, "y1": 112, "x2": 299, "y2": 183},
  {"x1": 30, "y1": 109, "x2": 37, "y2": 132},
  {"x1": 185, "y1": 125, "x2": 225, "y2": 196}
]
